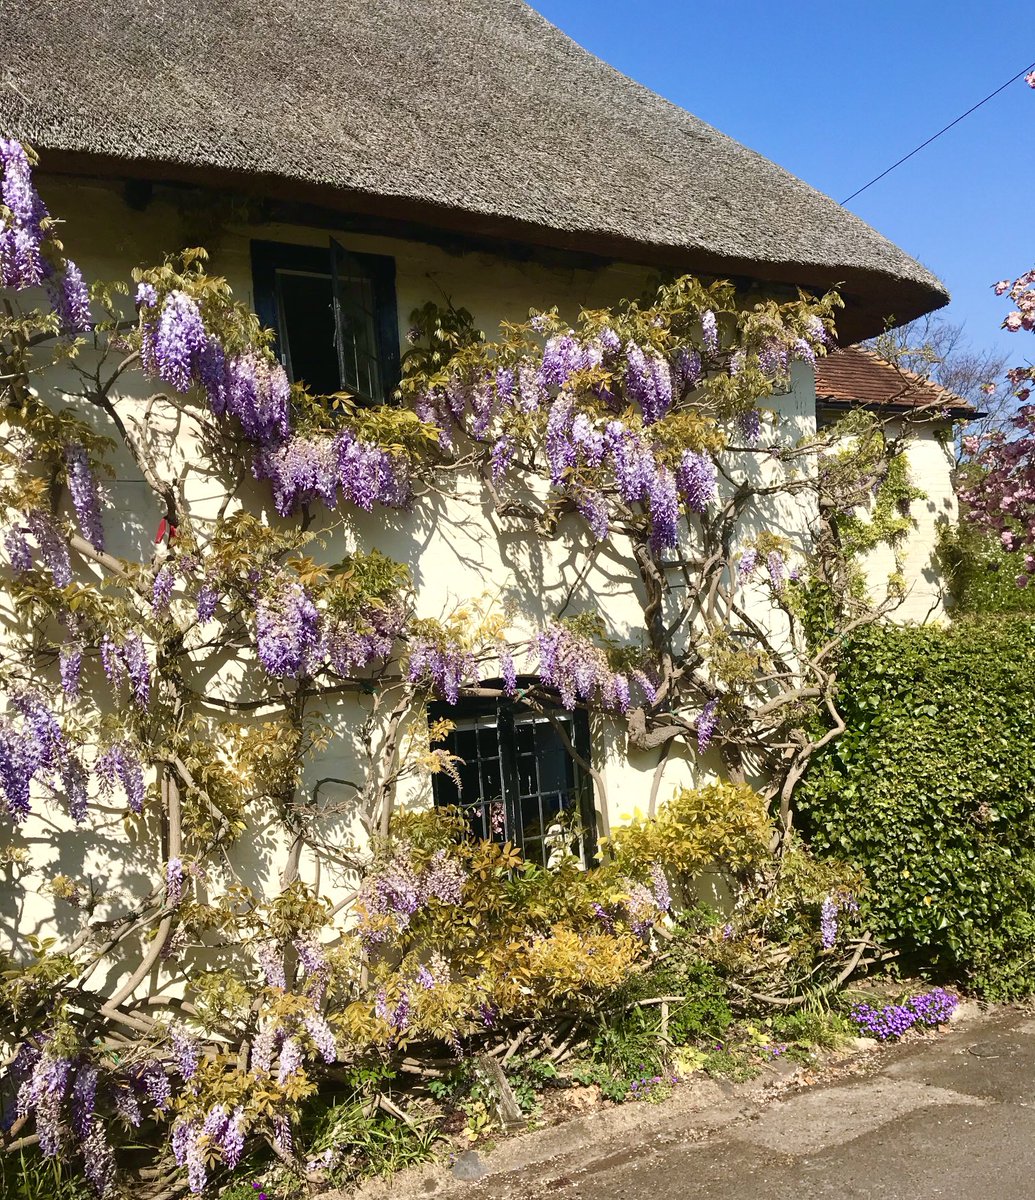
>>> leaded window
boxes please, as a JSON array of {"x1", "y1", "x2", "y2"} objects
[{"x1": 429, "y1": 688, "x2": 597, "y2": 868}]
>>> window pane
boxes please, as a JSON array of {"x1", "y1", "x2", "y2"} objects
[
  {"x1": 332, "y1": 243, "x2": 385, "y2": 403},
  {"x1": 274, "y1": 270, "x2": 340, "y2": 396}
]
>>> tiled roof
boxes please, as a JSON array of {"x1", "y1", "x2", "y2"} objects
[{"x1": 815, "y1": 346, "x2": 974, "y2": 415}]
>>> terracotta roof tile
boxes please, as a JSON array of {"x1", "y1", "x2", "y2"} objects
[{"x1": 815, "y1": 346, "x2": 974, "y2": 415}]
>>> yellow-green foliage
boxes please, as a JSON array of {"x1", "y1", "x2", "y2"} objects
[{"x1": 603, "y1": 783, "x2": 771, "y2": 879}]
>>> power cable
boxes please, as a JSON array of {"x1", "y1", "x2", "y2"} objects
[{"x1": 841, "y1": 59, "x2": 1035, "y2": 204}]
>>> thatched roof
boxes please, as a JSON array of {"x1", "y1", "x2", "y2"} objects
[
  {"x1": 816, "y1": 346, "x2": 976, "y2": 416},
  {"x1": 0, "y1": 0, "x2": 946, "y2": 338}
]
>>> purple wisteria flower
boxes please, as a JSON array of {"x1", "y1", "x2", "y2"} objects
[
  {"x1": 738, "y1": 548, "x2": 758, "y2": 580},
  {"x1": 0, "y1": 139, "x2": 48, "y2": 288},
  {"x1": 65, "y1": 443, "x2": 104, "y2": 550},
  {"x1": 673, "y1": 346, "x2": 702, "y2": 393},
  {"x1": 676, "y1": 450, "x2": 718, "y2": 513},
  {"x1": 152, "y1": 291, "x2": 207, "y2": 393},
  {"x1": 624, "y1": 341, "x2": 672, "y2": 424},
  {"x1": 70, "y1": 1063, "x2": 98, "y2": 1139},
  {"x1": 121, "y1": 632, "x2": 150, "y2": 708},
  {"x1": 170, "y1": 1023, "x2": 201, "y2": 1081},
  {"x1": 700, "y1": 310, "x2": 719, "y2": 356},
  {"x1": 697, "y1": 698, "x2": 718, "y2": 753},
  {"x1": 407, "y1": 637, "x2": 478, "y2": 705},
  {"x1": 649, "y1": 863, "x2": 671, "y2": 912},
  {"x1": 257, "y1": 939, "x2": 287, "y2": 989},
  {"x1": 81, "y1": 1120, "x2": 116, "y2": 1197},
  {"x1": 96, "y1": 740, "x2": 145, "y2": 814},
  {"x1": 4, "y1": 524, "x2": 32, "y2": 573},
  {"x1": 26, "y1": 510, "x2": 72, "y2": 587},
  {"x1": 59, "y1": 646, "x2": 82, "y2": 699},
  {"x1": 820, "y1": 895, "x2": 838, "y2": 950},
  {"x1": 303, "y1": 1010, "x2": 337, "y2": 1063},
  {"x1": 277, "y1": 1036, "x2": 304, "y2": 1083},
  {"x1": 152, "y1": 564, "x2": 176, "y2": 615},
  {"x1": 166, "y1": 857, "x2": 185, "y2": 908},
  {"x1": 500, "y1": 648, "x2": 518, "y2": 696},
  {"x1": 736, "y1": 408, "x2": 762, "y2": 445},
  {"x1": 192, "y1": 581, "x2": 218, "y2": 624},
  {"x1": 767, "y1": 550, "x2": 785, "y2": 592},
  {"x1": 135, "y1": 281, "x2": 158, "y2": 309},
  {"x1": 648, "y1": 466, "x2": 679, "y2": 551},
  {"x1": 49, "y1": 260, "x2": 92, "y2": 334},
  {"x1": 255, "y1": 581, "x2": 321, "y2": 678}
]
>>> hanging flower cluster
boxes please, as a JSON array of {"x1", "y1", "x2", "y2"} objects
[
  {"x1": 11, "y1": 1039, "x2": 176, "y2": 1197},
  {"x1": 406, "y1": 636, "x2": 480, "y2": 705},
  {"x1": 252, "y1": 427, "x2": 411, "y2": 516},
  {"x1": 357, "y1": 845, "x2": 467, "y2": 944},
  {"x1": 254, "y1": 578, "x2": 407, "y2": 680},
  {"x1": 0, "y1": 692, "x2": 87, "y2": 823},
  {"x1": 0, "y1": 140, "x2": 90, "y2": 330},
  {"x1": 534, "y1": 623, "x2": 657, "y2": 713},
  {"x1": 4, "y1": 509, "x2": 73, "y2": 586}
]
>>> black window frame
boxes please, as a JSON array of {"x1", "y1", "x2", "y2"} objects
[
  {"x1": 250, "y1": 238, "x2": 401, "y2": 405},
  {"x1": 429, "y1": 683, "x2": 598, "y2": 869}
]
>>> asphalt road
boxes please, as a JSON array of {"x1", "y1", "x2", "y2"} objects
[{"x1": 443, "y1": 1009, "x2": 1035, "y2": 1200}]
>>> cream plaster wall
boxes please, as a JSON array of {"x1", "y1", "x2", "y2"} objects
[{"x1": 857, "y1": 422, "x2": 958, "y2": 624}]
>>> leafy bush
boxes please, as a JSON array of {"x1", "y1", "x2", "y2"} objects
[{"x1": 798, "y1": 616, "x2": 1035, "y2": 997}]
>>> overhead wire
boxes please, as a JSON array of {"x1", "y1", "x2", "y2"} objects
[{"x1": 841, "y1": 59, "x2": 1035, "y2": 204}]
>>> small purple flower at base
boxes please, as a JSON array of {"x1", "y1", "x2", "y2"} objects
[{"x1": 697, "y1": 698, "x2": 718, "y2": 753}]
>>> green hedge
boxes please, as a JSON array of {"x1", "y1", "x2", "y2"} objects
[{"x1": 798, "y1": 616, "x2": 1035, "y2": 998}]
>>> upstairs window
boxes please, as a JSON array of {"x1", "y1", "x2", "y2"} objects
[
  {"x1": 429, "y1": 687, "x2": 597, "y2": 868},
  {"x1": 251, "y1": 239, "x2": 400, "y2": 405}
]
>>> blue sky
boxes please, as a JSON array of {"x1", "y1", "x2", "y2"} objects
[{"x1": 532, "y1": 0, "x2": 1034, "y2": 360}]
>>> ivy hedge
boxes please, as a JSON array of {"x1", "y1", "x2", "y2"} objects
[{"x1": 798, "y1": 615, "x2": 1035, "y2": 998}]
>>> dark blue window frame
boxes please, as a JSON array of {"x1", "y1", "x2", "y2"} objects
[{"x1": 250, "y1": 238, "x2": 401, "y2": 405}]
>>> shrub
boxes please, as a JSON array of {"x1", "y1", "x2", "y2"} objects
[{"x1": 798, "y1": 616, "x2": 1035, "y2": 997}]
